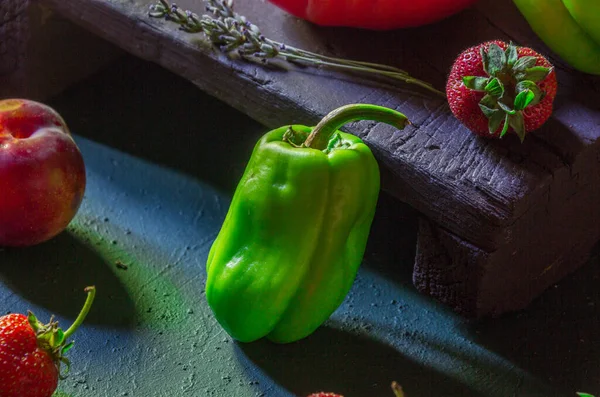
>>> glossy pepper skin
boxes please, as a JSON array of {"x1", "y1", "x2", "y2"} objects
[
  {"x1": 514, "y1": 0, "x2": 600, "y2": 75},
  {"x1": 206, "y1": 105, "x2": 410, "y2": 343},
  {"x1": 267, "y1": 0, "x2": 479, "y2": 30}
]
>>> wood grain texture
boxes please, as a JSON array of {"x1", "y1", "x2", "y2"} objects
[
  {"x1": 41, "y1": 0, "x2": 600, "y2": 316},
  {"x1": 0, "y1": 0, "x2": 29, "y2": 93},
  {"x1": 0, "y1": 3, "x2": 122, "y2": 100}
]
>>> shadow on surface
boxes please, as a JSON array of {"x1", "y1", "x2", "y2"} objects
[
  {"x1": 466, "y1": 244, "x2": 600, "y2": 395},
  {"x1": 363, "y1": 191, "x2": 419, "y2": 286},
  {"x1": 237, "y1": 326, "x2": 479, "y2": 397},
  {"x1": 0, "y1": 231, "x2": 136, "y2": 327},
  {"x1": 48, "y1": 55, "x2": 265, "y2": 193}
]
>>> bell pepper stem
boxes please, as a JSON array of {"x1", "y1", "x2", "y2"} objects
[
  {"x1": 63, "y1": 286, "x2": 96, "y2": 340},
  {"x1": 304, "y1": 104, "x2": 411, "y2": 150}
]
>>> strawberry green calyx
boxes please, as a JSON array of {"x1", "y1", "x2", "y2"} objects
[
  {"x1": 27, "y1": 286, "x2": 96, "y2": 379},
  {"x1": 461, "y1": 42, "x2": 552, "y2": 142}
]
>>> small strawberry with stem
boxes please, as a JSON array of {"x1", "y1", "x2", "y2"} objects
[
  {"x1": 446, "y1": 40, "x2": 557, "y2": 142},
  {"x1": 307, "y1": 381, "x2": 406, "y2": 397},
  {"x1": 0, "y1": 286, "x2": 96, "y2": 397}
]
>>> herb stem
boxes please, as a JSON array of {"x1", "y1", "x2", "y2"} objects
[
  {"x1": 273, "y1": 42, "x2": 410, "y2": 74},
  {"x1": 148, "y1": 0, "x2": 446, "y2": 98},
  {"x1": 281, "y1": 53, "x2": 443, "y2": 96}
]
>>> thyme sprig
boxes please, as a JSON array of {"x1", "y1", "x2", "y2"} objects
[{"x1": 149, "y1": 0, "x2": 446, "y2": 97}]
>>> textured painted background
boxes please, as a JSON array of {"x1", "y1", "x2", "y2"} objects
[{"x1": 0, "y1": 55, "x2": 598, "y2": 397}]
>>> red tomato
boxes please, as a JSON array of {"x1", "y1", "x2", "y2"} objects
[{"x1": 267, "y1": 0, "x2": 479, "y2": 30}]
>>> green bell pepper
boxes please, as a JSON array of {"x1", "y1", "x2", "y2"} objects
[{"x1": 206, "y1": 104, "x2": 410, "y2": 343}]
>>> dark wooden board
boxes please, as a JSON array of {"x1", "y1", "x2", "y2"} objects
[
  {"x1": 39, "y1": 0, "x2": 600, "y2": 317},
  {"x1": 0, "y1": 2, "x2": 122, "y2": 100},
  {"x1": 0, "y1": 0, "x2": 29, "y2": 92}
]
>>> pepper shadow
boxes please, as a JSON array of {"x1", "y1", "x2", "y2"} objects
[
  {"x1": 236, "y1": 325, "x2": 479, "y2": 397},
  {"x1": 0, "y1": 231, "x2": 136, "y2": 328},
  {"x1": 361, "y1": 191, "x2": 419, "y2": 286},
  {"x1": 463, "y1": 244, "x2": 600, "y2": 394}
]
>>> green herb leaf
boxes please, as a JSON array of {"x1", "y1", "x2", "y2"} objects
[
  {"x1": 480, "y1": 47, "x2": 490, "y2": 75},
  {"x1": 498, "y1": 101, "x2": 516, "y2": 114},
  {"x1": 486, "y1": 43, "x2": 507, "y2": 76},
  {"x1": 508, "y1": 111, "x2": 526, "y2": 142},
  {"x1": 523, "y1": 66, "x2": 551, "y2": 82},
  {"x1": 27, "y1": 311, "x2": 41, "y2": 333},
  {"x1": 462, "y1": 76, "x2": 489, "y2": 91},
  {"x1": 479, "y1": 104, "x2": 499, "y2": 118},
  {"x1": 485, "y1": 77, "x2": 504, "y2": 98},
  {"x1": 505, "y1": 43, "x2": 518, "y2": 67},
  {"x1": 516, "y1": 80, "x2": 544, "y2": 107},
  {"x1": 488, "y1": 110, "x2": 505, "y2": 135},
  {"x1": 515, "y1": 80, "x2": 537, "y2": 92},
  {"x1": 59, "y1": 356, "x2": 72, "y2": 380},
  {"x1": 480, "y1": 94, "x2": 498, "y2": 109},
  {"x1": 576, "y1": 393, "x2": 595, "y2": 397},
  {"x1": 54, "y1": 328, "x2": 65, "y2": 346},
  {"x1": 61, "y1": 341, "x2": 75, "y2": 355},
  {"x1": 514, "y1": 89, "x2": 535, "y2": 111},
  {"x1": 513, "y1": 56, "x2": 537, "y2": 72},
  {"x1": 499, "y1": 114, "x2": 511, "y2": 138}
]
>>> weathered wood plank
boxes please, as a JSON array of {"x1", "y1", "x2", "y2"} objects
[
  {"x1": 0, "y1": 2, "x2": 122, "y2": 100},
  {"x1": 0, "y1": 0, "x2": 29, "y2": 93},
  {"x1": 40, "y1": 0, "x2": 600, "y2": 317},
  {"x1": 416, "y1": 145, "x2": 600, "y2": 317}
]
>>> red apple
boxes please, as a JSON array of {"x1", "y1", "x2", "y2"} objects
[{"x1": 0, "y1": 99, "x2": 86, "y2": 247}]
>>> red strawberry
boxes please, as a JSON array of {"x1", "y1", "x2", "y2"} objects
[
  {"x1": 307, "y1": 381, "x2": 405, "y2": 397},
  {"x1": 0, "y1": 286, "x2": 96, "y2": 397},
  {"x1": 307, "y1": 394, "x2": 344, "y2": 397},
  {"x1": 446, "y1": 40, "x2": 557, "y2": 141}
]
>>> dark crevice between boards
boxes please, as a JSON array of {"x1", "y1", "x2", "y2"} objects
[{"x1": 46, "y1": 54, "x2": 266, "y2": 194}]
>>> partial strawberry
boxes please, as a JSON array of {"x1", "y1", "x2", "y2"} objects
[
  {"x1": 0, "y1": 286, "x2": 96, "y2": 397},
  {"x1": 446, "y1": 40, "x2": 557, "y2": 141},
  {"x1": 306, "y1": 394, "x2": 343, "y2": 397},
  {"x1": 391, "y1": 381, "x2": 405, "y2": 397},
  {"x1": 307, "y1": 381, "x2": 406, "y2": 397}
]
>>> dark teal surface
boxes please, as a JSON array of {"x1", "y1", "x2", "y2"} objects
[{"x1": 0, "y1": 56, "x2": 598, "y2": 397}]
